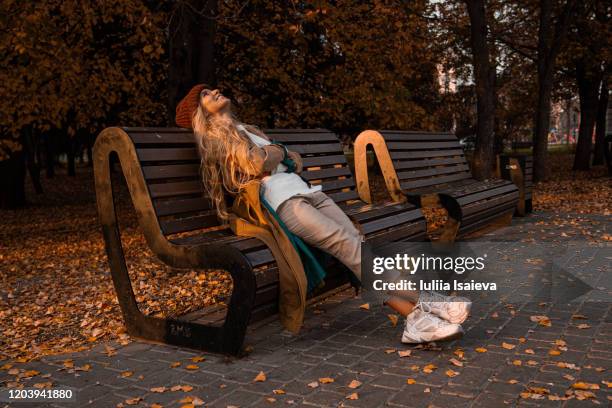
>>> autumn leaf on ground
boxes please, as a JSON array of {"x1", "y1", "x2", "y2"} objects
[
  {"x1": 548, "y1": 349, "x2": 561, "y2": 356},
  {"x1": 124, "y1": 397, "x2": 143, "y2": 405},
  {"x1": 423, "y1": 364, "x2": 437, "y2": 374},
  {"x1": 571, "y1": 382, "x2": 600, "y2": 390},
  {"x1": 170, "y1": 362, "x2": 181, "y2": 368},
  {"x1": 346, "y1": 393, "x2": 359, "y2": 400},
  {"x1": 453, "y1": 349, "x2": 464, "y2": 359},
  {"x1": 445, "y1": 369, "x2": 459, "y2": 377},
  {"x1": 406, "y1": 378, "x2": 416, "y2": 384},
  {"x1": 190, "y1": 356, "x2": 205, "y2": 362},
  {"x1": 273, "y1": 389, "x2": 285, "y2": 394},
  {"x1": 307, "y1": 381, "x2": 319, "y2": 388},
  {"x1": 508, "y1": 379, "x2": 519, "y2": 384},
  {"x1": 120, "y1": 371, "x2": 133, "y2": 378},
  {"x1": 253, "y1": 371, "x2": 267, "y2": 382},
  {"x1": 348, "y1": 380, "x2": 362, "y2": 389},
  {"x1": 530, "y1": 315, "x2": 552, "y2": 327},
  {"x1": 475, "y1": 347, "x2": 487, "y2": 353},
  {"x1": 525, "y1": 349, "x2": 535, "y2": 354},
  {"x1": 150, "y1": 386, "x2": 167, "y2": 393},
  {"x1": 512, "y1": 360, "x2": 522, "y2": 366},
  {"x1": 359, "y1": 303, "x2": 370, "y2": 310},
  {"x1": 557, "y1": 362, "x2": 579, "y2": 370},
  {"x1": 449, "y1": 358, "x2": 463, "y2": 367},
  {"x1": 502, "y1": 342, "x2": 515, "y2": 350},
  {"x1": 576, "y1": 324, "x2": 591, "y2": 329},
  {"x1": 398, "y1": 350, "x2": 411, "y2": 358},
  {"x1": 526, "y1": 360, "x2": 538, "y2": 366},
  {"x1": 385, "y1": 348, "x2": 396, "y2": 354},
  {"x1": 319, "y1": 377, "x2": 334, "y2": 384},
  {"x1": 185, "y1": 365, "x2": 199, "y2": 371}
]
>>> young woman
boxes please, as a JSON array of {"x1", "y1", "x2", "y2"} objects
[{"x1": 175, "y1": 84, "x2": 472, "y2": 343}]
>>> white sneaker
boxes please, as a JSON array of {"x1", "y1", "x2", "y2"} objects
[
  {"x1": 417, "y1": 291, "x2": 472, "y2": 324},
  {"x1": 401, "y1": 308, "x2": 464, "y2": 344}
]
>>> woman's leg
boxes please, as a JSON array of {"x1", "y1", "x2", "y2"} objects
[{"x1": 277, "y1": 193, "x2": 418, "y2": 316}]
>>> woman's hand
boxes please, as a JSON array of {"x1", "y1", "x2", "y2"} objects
[{"x1": 288, "y1": 151, "x2": 303, "y2": 173}]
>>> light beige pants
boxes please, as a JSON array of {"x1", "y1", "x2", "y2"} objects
[
  {"x1": 276, "y1": 191, "x2": 363, "y2": 279},
  {"x1": 277, "y1": 191, "x2": 421, "y2": 303}
]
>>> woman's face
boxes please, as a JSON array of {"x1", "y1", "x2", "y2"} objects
[{"x1": 201, "y1": 88, "x2": 230, "y2": 115}]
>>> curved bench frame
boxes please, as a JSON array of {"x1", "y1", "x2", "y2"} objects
[
  {"x1": 93, "y1": 127, "x2": 256, "y2": 355},
  {"x1": 354, "y1": 130, "x2": 525, "y2": 242}
]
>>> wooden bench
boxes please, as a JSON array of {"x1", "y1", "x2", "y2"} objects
[
  {"x1": 93, "y1": 127, "x2": 427, "y2": 355},
  {"x1": 354, "y1": 130, "x2": 520, "y2": 241}
]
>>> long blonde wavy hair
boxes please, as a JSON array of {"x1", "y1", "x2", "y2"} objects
[{"x1": 192, "y1": 103, "x2": 262, "y2": 221}]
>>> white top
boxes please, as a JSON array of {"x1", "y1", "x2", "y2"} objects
[{"x1": 237, "y1": 125, "x2": 322, "y2": 210}]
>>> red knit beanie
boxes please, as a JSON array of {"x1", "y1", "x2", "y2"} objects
[{"x1": 175, "y1": 84, "x2": 209, "y2": 128}]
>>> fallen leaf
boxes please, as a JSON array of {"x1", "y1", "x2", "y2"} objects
[
  {"x1": 453, "y1": 349, "x2": 464, "y2": 359},
  {"x1": 445, "y1": 369, "x2": 459, "y2": 377},
  {"x1": 475, "y1": 347, "x2": 487, "y2": 353},
  {"x1": 449, "y1": 358, "x2": 463, "y2": 367},
  {"x1": 185, "y1": 365, "x2": 199, "y2": 371},
  {"x1": 548, "y1": 349, "x2": 561, "y2": 356},
  {"x1": 576, "y1": 324, "x2": 591, "y2": 329},
  {"x1": 319, "y1": 377, "x2": 334, "y2": 384},
  {"x1": 120, "y1": 371, "x2": 133, "y2": 378},
  {"x1": 512, "y1": 360, "x2": 522, "y2": 366},
  {"x1": 424, "y1": 387, "x2": 431, "y2": 393},
  {"x1": 345, "y1": 393, "x2": 359, "y2": 400},
  {"x1": 530, "y1": 315, "x2": 552, "y2": 327},
  {"x1": 150, "y1": 386, "x2": 167, "y2": 393},
  {"x1": 398, "y1": 350, "x2": 411, "y2": 358},
  {"x1": 348, "y1": 380, "x2": 362, "y2": 389},
  {"x1": 525, "y1": 348, "x2": 535, "y2": 354},
  {"x1": 502, "y1": 342, "x2": 516, "y2": 350},
  {"x1": 273, "y1": 389, "x2": 285, "y2": 394},
  {"x1": 423, "y1": 364, "x2": 437, "y2": 374},
  {"x1": 254, "y1": 371, "x2": 267, "y2": 382},
  {"x1": 191, "y1": 356, "x2": 205, "y2": 362},
  {"x1": 387, "y1": 314, "x2": 399, "y2": 327},
  {"x1": 385, "y1": 348, "x2": 396, "y2": 354},
  {"x1": 124, "y1": 397, "x2": 143, "y2": 405},
  {"x1": 307, "y1": 381, "x2": 319, "y2": 388},
  {"x1": 572, "y1": 382, "x2": 600, "y2": 390},
  {"x1": 508, "y1": 379, "x2": 519, "y2": 384},
  {"x1": 359, "y1": 303, "x2": 370, "y2": 310},
  {"x1": 406, "y1": 378, "x2": 416, "y2": 384}
]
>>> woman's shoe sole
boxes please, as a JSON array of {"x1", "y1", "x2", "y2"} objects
[{"x1": 401, "y1": 330, "x2": 464, "y2": 344}]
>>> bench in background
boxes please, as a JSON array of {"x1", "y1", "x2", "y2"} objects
[{"x1": 354, "y1": 130, "x2": 520, "y2": 242}]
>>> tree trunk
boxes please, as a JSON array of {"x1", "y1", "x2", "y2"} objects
[
  {"x1": 573, "y1": 58, "x2": 602, "y2": 171},
  {"x1": 0, "y1": 151, "x2": 26, "y2": 209},
  {"x1": 22, "y1": 126, "x2": 43, "y2": 194},
  {"x1": 44, "y1": 130, "x2": 55, "y2": 178},
  {"x1": 593, "y1": 77, "x2": 608, "y2": 165},
  {"x1": 168, "y1": 0, "x2": 217, "y2": 126},
  {"x1": 532, "y1": 0, "x2": 574, "y2": 182},
  {"x1": 67, "y1": 135, "x2": 76, "y2": 177},
  {"x1": 464, "y1": 0, "x2": 496, "y2": 180}
]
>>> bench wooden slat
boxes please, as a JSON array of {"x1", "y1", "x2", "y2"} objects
[
  {"x1": 160, "y1": 213, "x2": 220, "y2": 235},
  {"x1": 391, "y1": 149, "x2": 465, "y2": 160},
  {"x1": 327, "y1": 190, "x2": 360, "y2": 203},
  {"x1": 382, "y1": 133, "x2": 456, "y2": 141},
  {"x1": 400, "y1": 172, "x2": 472, "y2": 190},
  {"x1": 302, "y1": 166, "x2": 352, "y2": 180},
  {"x1": 387, "y1": 141, "x2": 462, "y2": 150},
  {"x1": 142, "y1": 163, "x2": 201, "y2": 180},
  {"x1": 397, "y1": 164, "x2": 470, "y2": 181},
  {"x1": 302, "y1": 154, "x2": 347, "y2": 167},
  {"x1": 137, "y1": 147, "x2": 200, "y2": 162},
  {"x1": 129, "y1": 132, "x2": 195, "y2": 144},
  {"x1": 154, "y1": 196, "x2": 212, "y2": 216},
  {"x1": 394, "y1": 156, "x2": 466, "y2": 170},
  {"x1": 148, "y1": 180, "x2": 203, "y2": 198},
  {"x1": 361, "y1": 208, "x2": 424, "y2": 235},
  {"x1": 289, "y1": 143, "x2": 344, "y2": 155}
]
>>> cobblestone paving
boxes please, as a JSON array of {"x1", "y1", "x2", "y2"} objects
[{"x1": 1, "y1": 213, "x2": 610, "y2": 407}]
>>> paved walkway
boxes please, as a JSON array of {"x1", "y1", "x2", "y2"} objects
[{"x1": 1, "y1": 213, "x2": 610, "y2": 407}]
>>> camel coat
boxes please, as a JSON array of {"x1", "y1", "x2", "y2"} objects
[{"x1": 227, "y1": 128, "x2": 309, "y2": 333}]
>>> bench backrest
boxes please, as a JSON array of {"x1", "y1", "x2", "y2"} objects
[
  {"x1": 125, "y1": 127, "x2": 359, "y2": 237},
  {"x1": 380, "y1": 131, "x2": 472, "y2": 191}
]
